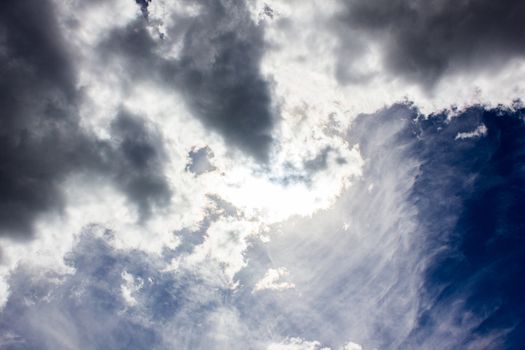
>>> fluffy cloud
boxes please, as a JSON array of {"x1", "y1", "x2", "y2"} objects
[{"x1": 253, "y1": 267, "x2": 295, "y2": 292}]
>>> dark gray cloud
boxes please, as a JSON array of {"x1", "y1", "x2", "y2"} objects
[
  {"x1": 111, "y1": 0, "x2": 275, "y2": 161},
  {"x1": 0, "y1": 0, "x2": 270, "y2": 239},
  {"x1": 175, "y1": 0, "x2": 274, "y2": 161},
  {"x1": 336, "y1": 0, "x2": 525, "y2": 88},
  {"x1": 0, "y1": 0, "x2": 171, "y2": 239},
  {"x1": 109, "y1": 110, "x2": 172, "y2": 220},
  {"x1": 0, "y1": 0, "x2": 96, "y2": 239}
]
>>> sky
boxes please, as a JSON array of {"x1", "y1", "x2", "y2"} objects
[{"x1": 0, "y1": 0, "x2": 524, "y2": 349}]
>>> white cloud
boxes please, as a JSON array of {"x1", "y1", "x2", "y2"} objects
[
  {"x1": 341, "y1": 342, "x2": 363, "y2": 350},
  {"x1": 120, "y1": 271, "x2": 143, "y2": 307},
  {"x1": 455, "y1": 124, "x2": 488, "y2": 140},
  {"x1": 248, "y1": 108, "x2": 423, "y2": 348},
  {"x1": 267, "y1": 337, "x2": 330, "y2": 350},
  {"x1": 182, "y1": 217, "x2": 262, "y2": 283},
  {"x1": 254, "y1": 267, "x2": 295, "y2": 292}
]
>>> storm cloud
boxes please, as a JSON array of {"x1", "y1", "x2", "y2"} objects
[
  {"x1": 109, "y1": 110, "x2": 172, "y2": 220},
  {"x1": 174, "y1": 0, "x2": 275, "y2": 161},
  {"x1": 0, "y1": 0, "x2": 97, "y2": 238},
  {"x1": 103, "y1": 0, "x2": 275, "y2": 161},
  {"x1": 0, "y1": 0, "x2": 171, "y2": 238},
  {"x1": 336, "y1": 0, "x2": 525, "y2": 88}
]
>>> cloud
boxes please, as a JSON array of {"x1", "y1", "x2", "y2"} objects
[
  {"x1": 1, "y1": 0, "x2": 525, "y2": 349},
  {"x1": 267, "y1": 337, "x2": 329, "y2": 350},
  {"x1": 253, "y1": 267, "x2": 295, "y2": 292},
  {"x1": 1, "y1": 103, "x2": 524, "y2": 349},
  {"x1": 235, "y1": 104, "x2": 423, "y2": 349},
  {"x1": 455, "y1": 124, "x2": 488, "y2": 140},
  {"x1": 336, "y1": 0, "x2": 525, "y2": 88},
  {"x1": 0, "y1": 0, "x2": 174, "y2": 239},
  {"x1": 174, "y1": 0, "x2": 275, "y2": 162},
  {"x1": 120, "y1": 270, "x2": 142, "y2": 306},
  {"x1": 0, "y1": 231, "x2": 164, "y2": 349},
  {"x1": 0, "y1": 225, "x2": 260, "y2": 349},
  {"x1": 108, "y1": 109, "x2": 172, "y2": 220},
  {"x1": 258, "y1": 0, "x2": 525, "y2": 116},
  {"x1": 0, "y1": 0, "x2": 98, "y2": 238},
  {"x1": 341, "y1": 342, "x2": 362, "y2": 350},
  {"x1": 232, "y1": 104, "x2": 524, "y2": 349},
  {"x1": 104, "y1": 0, "x2": 276, "y2": 162}
]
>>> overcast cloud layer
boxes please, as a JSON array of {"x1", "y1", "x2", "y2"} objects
[{"x1": 1, "y1": 0, "x2": 524, "y2": 349}]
